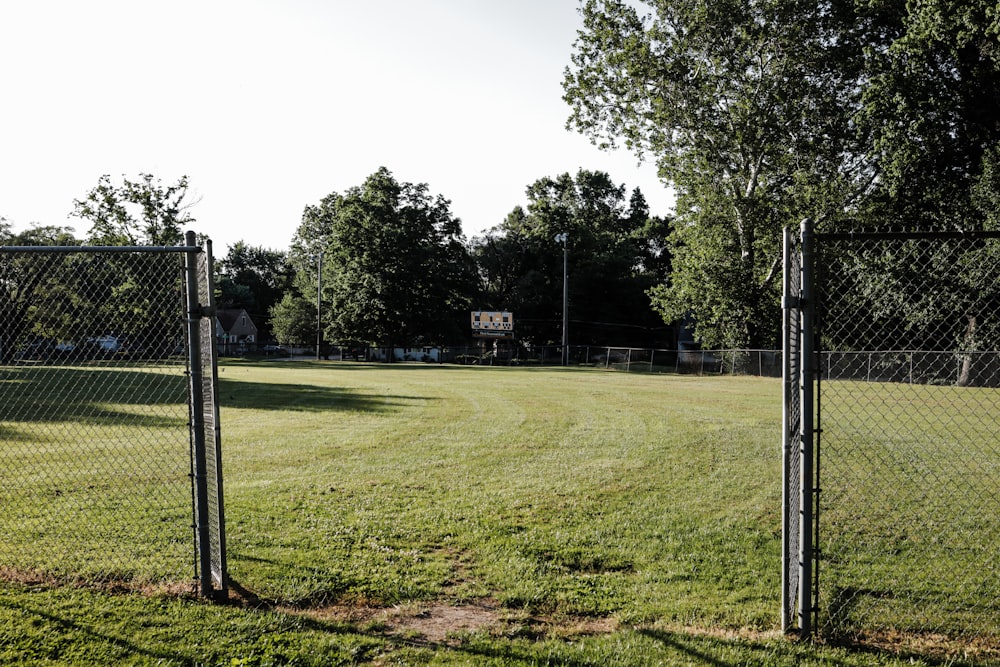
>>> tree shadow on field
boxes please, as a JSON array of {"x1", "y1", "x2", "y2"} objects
[
  {"x1": 638, "y1": 628, "x2": 747, "y2": 667},
  {"x1": 638, "y1": 628, "x2": 872, "y2": 667},
  {"x1": 0, "y1": 365, "x2": 188, "y2": 426},
  {"x1": 0, "y1": 364, "x2": 431, "y2": 423},
  {"x1": 0, "y1": 596, "x2": 189, "y2": 665},
  {"x1": 218, "y1": 377, "x2": 434, "y2": 413}
]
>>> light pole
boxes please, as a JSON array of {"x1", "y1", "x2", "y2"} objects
[
  {"x1": 314, "y1": 251, "x2": 323, "y2": 361},
  {"x1": 555, "y1": 232, "x2": 568, "y2": 366}
]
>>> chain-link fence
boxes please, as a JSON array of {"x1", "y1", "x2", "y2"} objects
[
  {"x1": 792, "y1": 227, "x2": 1000, "y2": 657},
  {"x1": 340, "y1": 344, "x2": 783, "y2": 375},
  {"x1": 0, "y1": 238, "x2": 225, "y2": 597}
]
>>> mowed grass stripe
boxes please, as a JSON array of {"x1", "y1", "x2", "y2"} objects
[{"x1": 217, "y1": 363, "x2": 782, "y2": 628}]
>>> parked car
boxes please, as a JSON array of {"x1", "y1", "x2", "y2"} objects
[{"x1": 87, "y1": 335, "x2": 121, "y2": 352}]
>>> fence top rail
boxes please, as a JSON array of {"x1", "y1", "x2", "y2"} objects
[
  {"x1": 824, "y1": 349, "x2": 1000, "y2": 354},
  {"x1": 816, "y1": 230, "x2": 1000, "y2": 242},
  {"x1": 0, "y1": 244, "x2": 202, "y2": 254}
]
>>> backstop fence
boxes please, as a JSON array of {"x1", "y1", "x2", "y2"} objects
[
  {"x1": 0, "y1": 232, "x2": 226, "y2": 598},
  {"x1": 784, "y1": 221, "x2": 1000, "y2": 658}
]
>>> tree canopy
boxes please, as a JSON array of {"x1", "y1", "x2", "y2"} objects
[
  {"x1": 563, "y1": 0, "x2": 1000, "y2": 348},
  {"x1": 287, "y1": 167, "x2": 476, "y2": 350},
  {"x1": 72, "y1": 173, "x2": 194, "y2": 246},
  {"x1": 216, "y1": 242, "x2": 291, "y2": 342},
  {"x1": 472, "y1": 169, "x2": 670, "y2": 346},
  {"x1": 857, "y1": 0, "x2": 1000, "y2": 230}
]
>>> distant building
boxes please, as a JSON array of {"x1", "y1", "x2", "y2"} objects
[
  {"x1": 372, "y1": 346, "x2": 441, "y2": 362},
  {"x1": 216, "y1": 308, "x2": 258, "y2": 355}
]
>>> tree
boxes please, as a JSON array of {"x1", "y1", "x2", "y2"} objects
[
  {"x1": 563, "y1": 0, "x2": 871, "y2": 348},
  {"x1": 216, "y1": 242, "x2": 292, "y2": 342},
  {"x1": 69, "y1": 174, "x2": 195, "y2": 354},
  {"x1": 269, "y1": 293, "x2": 317, "y2": 347},
  {"x1": 0, "y1": 223, "x2": 83, "y2": 361},
  {"x1": 290, "y1": 167, "x2": 476, "y2": 351},
  {"x1": 72, "y1": 173, "x2": 194, "y2": 246},
  {"x1": 472, "y1": 170, "x2": 670, "y2": 347},
  {"x1": 856, "y1": 0, "x2": 1000, "y2": 231},
  {"x1": 821, "y1": 1, "x2": 1000, "y2": 383}
]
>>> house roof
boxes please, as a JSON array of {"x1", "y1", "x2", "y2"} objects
[{"x1": 216, "y1": 308, "x2": 257, "y2": 333}]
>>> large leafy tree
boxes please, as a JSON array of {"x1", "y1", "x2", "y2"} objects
[
  {"x1": 289, "y1": 167, "x2": 476, "y2": 350},
  {"x1": 72, "y1": 173, "x2": 193, "y2": 245},
  {"x1": 563, "y1": 0, "x2": 871, "y2": 348},
  {"x1": 823, "y1": 1, "x2": 1000, "y2": 380},
  {"x1": 216, "y1": 242, "x2": 291, "y2": 342},
  {"x1": 69, "y1": 174, "x2": 196, "y2": 354},
  {"x1": 269, "y1": 292, "x2": 317, "y2": 347},
  {"x1": 858, "y1": 0, "x2": 1000, "y2": 229},
  {"x1": 472, "y1": 169, "x2": 670, "y2": 346},
  {"x1": 0, "y1": 222, "x2": 83, "y2": 361}
]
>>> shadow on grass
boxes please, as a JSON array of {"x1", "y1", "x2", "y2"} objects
[
  {"x1": 636, "y1": 628, "x2": 747, "y2": 667},
  {"x1": 640, "y1": 627, "x2": 986, "y2": 667},
  {"x1": 0, "y1": 366, "x2": 188, "y2": 426},
  {"x1": 219, "y1": 377, "x2": 433, "y2": 413},
  {"x1": 0, "y1": 365, "x2": 432, "y2": 427},
  {"x1": 819, "y1": 587, "x2": 989, "y2": 667},
  {"x1": 224, "y1": 572, "x2": 607, "y2": 667},
  {"x1": 0, "y1": 596, "x2": 190, "y2": 665},
  {"x1": 248, "y1": 360, "x2": 592, "y2": 373},
  {"x1": 225, "y1": 554, "x2": 354, "y2": 609}
]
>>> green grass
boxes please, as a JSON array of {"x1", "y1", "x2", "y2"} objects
[
  {"x1": 0, "y1": 361, "x2": 987, "y2": 665},
  {"x1": 0, "y1": 364, "x2": 190, "y2": 584},
  {"x1": 818, "y1": 379, "x2": 1000, "y2": 644}
]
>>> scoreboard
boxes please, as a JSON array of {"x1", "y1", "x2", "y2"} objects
[{"x1": 471, "y1": 311, "x2": 513, "y2": 338}]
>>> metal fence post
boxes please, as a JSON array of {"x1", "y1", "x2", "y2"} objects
[
  {"x1": 200, "y1": 238, "x2": 228, "y2": 599},
  {"x1": 798, "y1": 218, "x2": 817, "y2": 635},
  {"x1": 782, "y1": 226, "x2": 802, "y2": 633},
  {"x1": 184, "y1": 231, "x2": 214, "y2": 598}
]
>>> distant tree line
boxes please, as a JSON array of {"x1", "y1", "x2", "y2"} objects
[
  {"x1": 2, "y1": 169, "x2": 674, "y2": 353},
  {"x1": 275, "y1": 166, "x2": 671, "y2": 351}
]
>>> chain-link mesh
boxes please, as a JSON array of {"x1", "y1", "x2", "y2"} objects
[
  {"x1": 0, "y1": 247, "x2": 197, "y2": 591},
  {"x1": 814, "y1": 232, "x2": 1000, "y2": 657}
]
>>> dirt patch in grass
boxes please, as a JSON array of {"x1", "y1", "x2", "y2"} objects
[
  {"x1": 375, "y1": 602, "x2": 503, "y2": 643},
  {"x1": 826, "y1": 628, "x2": 1000, "y2": 665},
  {"x1": 0, "y1": 566, "x2": 198, "y2": 597},
  {"x1": 292, "y1": 599, "x2": 619, "y2": 645}
]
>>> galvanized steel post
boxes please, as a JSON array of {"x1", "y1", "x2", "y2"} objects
[
  {"x1": 184, "y1": 231, "x2": 213, "y2": 598},
  {"x1": 798, "y1": 218, "x2": 816, "y2": 634}
]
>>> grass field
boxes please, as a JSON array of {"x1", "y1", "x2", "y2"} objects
[
  {"x1": 0, "y1": 361, "x2": 986, "y2": 665},
  {"x1": 819, "y1": 379, "x2": 1000, "y2": 650}
]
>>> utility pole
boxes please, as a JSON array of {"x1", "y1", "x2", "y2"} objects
[
  {"x1": 555, "y1": 233, "x2": 568, "y2": 366},
  {"x1": 314, "y1": 251, "x2": 323, "y2": 361}
]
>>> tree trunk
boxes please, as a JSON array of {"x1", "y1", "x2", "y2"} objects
[{"x1": 957, "y1": 314, "x2": 977, "y2": 387}]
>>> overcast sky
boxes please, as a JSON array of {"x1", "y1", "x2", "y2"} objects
[{"x1": 0, "y1": 1, "x2": 673, "y2": 253}]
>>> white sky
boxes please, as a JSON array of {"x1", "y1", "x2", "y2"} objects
[{"x1": 0, "y1": 0, "x2": 673, "y2": 253}]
